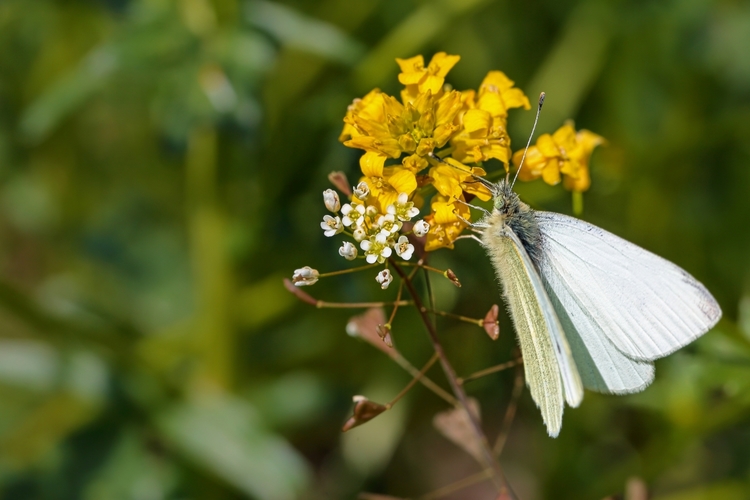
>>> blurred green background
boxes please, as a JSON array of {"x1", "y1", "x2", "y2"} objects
[{"x1": 1, "y1": 0, "x2": 749, "y2": 499}]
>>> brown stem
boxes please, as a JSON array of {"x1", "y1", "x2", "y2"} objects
[
  {"x1": 457, "y1": 359, "x2": 522, "y2": 385},
  {"x1": 417, "y1": 469, "x2": 494, "y2": 500},
  {"x1": 426, "y1": 308, "x2": 484, "y2": 327},
  {"x1": 391, "y1": 353, "x2": 457, "y2": 406},
  {"x1": 386, "y1": 353, "x2": 439, "y2": 409},
  {"x1": 390, "y1": 261, "x2": 515, "y2": 497},
  {"x1": 316, "y1": 300, "x2": 413, "y2": 309},
  {"x1": 318, "y1": 264, "x2": 379, "y2": 278},
  {"x1": 493, "y1": 358, "x2": 524, "y2": 457},
  {"x1": 401, "y1": 262, "x2": 446, "y2": 275}
]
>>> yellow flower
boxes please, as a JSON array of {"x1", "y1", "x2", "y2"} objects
[
  {"x1": 563, "y1": 130, "x2": 605, "y2": 192},
  {"x1": 424, "y1": 194, "x2": 471, "y2": 251},
  {"x1": 343, "y1": 92, "x2": 404, "y2": 158},
  {"x1": 358, "y1": 152, "x2": 418, "y2": 213},
  {"x1": 512, "y1": 122, "x2": 604, "y2": 192},
  {"x1": 451, "y1": 71, "x2": 530, "y2": 165},
  {"x1": 396, "y1": 52, "x2": 461, "y2": 103},
  {"x1": 476, "y1": 71, "x2": 531, "y2": 118},
  {"x1": 429, "y1": 158, "x2": 492, "y2": 202},
  {"x1": 341, "y1": 87, "x2": 465, "y2": 161},
  {"x1": 340, "y1": 89, "x2": 384, "y2": 143}
]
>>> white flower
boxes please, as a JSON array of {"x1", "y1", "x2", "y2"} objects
[
  {"x1": 323, "y1": 189, "x2": 340, "y2": 212},
  {"x1": 375, "y1": 213, "x2": 402, "y2": 235},
  {"x1": 292, "y1": 266, "x2": 319, "y2": 286},
  {"x1": 394, "y1": 235, "x2": 415, "y2": 260},
  {"x1": 341, "y1": 203, "x2": 365, "y2": 227},
  {"x1": 376, "y1": 269, "x2": 393, "y2": 289},
  {"x1": 353, "y1": 181, "x2": 370, "y2": 200},
  {"x1": 387, "y1": 192, "x2": 420, "y2": 221},
  {"x1": 352, "y1": 226, "x2": 366, "y2": 241},
  {"x1": 320, "y1": 215, "x2": 343, "y2": 237},
  {"x1": 365, "y1": 205, "x2": 379, "y2": 218},
  {"x1": 339, "y1": 241, "x2": 358, "y2": 260},
  {"x1": 413, "y1": 220, "x2": 430, "y2": 237},
  {"x1": 361, "y1": 232, "x2": 392, "y2": 264}
]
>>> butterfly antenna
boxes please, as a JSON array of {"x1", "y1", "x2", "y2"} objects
[{"x1": 511, "y1": 92, "x2": 545, "y2": 189}]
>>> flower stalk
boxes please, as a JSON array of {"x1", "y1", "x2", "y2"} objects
[{"x1": 390, "y1": 261, "x2": 515, "y2": 497}]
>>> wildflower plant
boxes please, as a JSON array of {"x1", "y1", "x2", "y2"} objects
[{"x1": 286, "y1": 53, "x2": 603, "y2": 498}]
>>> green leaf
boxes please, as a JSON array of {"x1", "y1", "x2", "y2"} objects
[{"x1": 156, "y1": 390, "x2": 310, "y2": 500}]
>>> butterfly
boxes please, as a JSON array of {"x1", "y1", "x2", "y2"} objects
[{"x1": 469, "y1": 178, "x2": 721, "y2": 436}]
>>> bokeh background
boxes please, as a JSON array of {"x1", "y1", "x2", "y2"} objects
[{"x1": 1, "y1": 0, "x2": 750, "y2": 499}]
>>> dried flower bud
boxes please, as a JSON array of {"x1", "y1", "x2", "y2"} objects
[
  {"x1": 328, "y1": 171, "x2": 351, "y2": 196},
  {"x1": 376, "y1": 323, "x2": 393, "y2": 348},
  {"x1": 483, "y1": 304, "x2": 500, "y2": 340},
  {"x1": 353, "y1": 181, "x2": 370, "y2": 200},
  {"x1": 292, "y1": 266, "x2": 319, "y2": 286},
  {"x1": 413, "y1": 220, "x2": 430, "y2": 237},
  {"x1": 345, "y1": 308, "x2": 397, "y2": 356},
  {"x1": 323, "y1": 189, "x2": 340, "y2": 212},
  {"x1": 444, "y1": 269, "x2": 461, "y2": 287},
  {"x1": 342, "y1": 395, "x2": 388, "y2": 432}
]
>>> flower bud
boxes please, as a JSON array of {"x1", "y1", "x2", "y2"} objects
[
  {"x1": 292, "y1": 266, "x2": 319, "y2": 286},
  {"x1": 339, "y1": 241, "x2": 358, "y2": 261},
  {"x1": 413, "y1": 220, "x2": 430, "y2": 237},
  {"x1": 353, "y1": 227, "x2": 366, "y2": 241},
  {"x1": 323, "y1": 189, "x2": 340, "y2": 212},
  {"x1": 376, "y1": 269, "x2": 393, "y2": 289},
  {"x1": 353, "y1": 181, "x2": 370, "y2": 200}
]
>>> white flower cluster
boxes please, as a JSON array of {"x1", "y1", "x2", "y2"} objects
[
  {"x1": 320, "y1": 190, "x2": 429, "y2": 267},
  {"x1": 292, "y1": 187, "x2": 432, "y2": 289}
]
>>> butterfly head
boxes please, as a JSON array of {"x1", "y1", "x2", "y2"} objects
[{"x1": 492, "y1": 179, "x2": 523, "y2": 217}]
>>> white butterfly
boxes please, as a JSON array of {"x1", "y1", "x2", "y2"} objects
[{"x1": 473, "y1": 179, "x2": 721, "y2": 437}]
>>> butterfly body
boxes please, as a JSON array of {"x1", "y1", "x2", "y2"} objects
[{"x1": 479, "y1": 180, "x2": 721, "y2": 436}]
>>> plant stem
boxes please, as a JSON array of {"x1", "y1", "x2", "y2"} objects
[
  {"x1": 386, "y1": 353, "x2": 439, "y2": 408},
  {"x1": 319, "y1": 264, "x2": 379, "y2": 278},
  {"x1": 391, "y1": 353, "x2": 457, "y2": 405},
  {"x1": 316, "y1": 300, "x2": 412, "y2": 309},
  {"x1": 457, "y1": 359, "x2": 522, "y2": 385},
  {"x1": 426, "y1": 308, "x2": 484, "y2": 326},
  {"x1": 390, "y1": 261, "x2": 515, "y2": 497},
  {"x1": 494, "y1": 359, "x2": 525, "y2": 457}
]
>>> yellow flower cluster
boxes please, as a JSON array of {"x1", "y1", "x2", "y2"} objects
[
  {"x1": 512, "y1": 121, "x2": 604, "y2": 192},
  {"x1": 339, "y1": 53, "x2": 603, "y2": 251}
]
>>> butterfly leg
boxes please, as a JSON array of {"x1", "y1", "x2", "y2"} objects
[
  {"x1": 452, "y1": 210, "x2": 489, "y2": 229},
  {"x1": 453, "y1": 197, "x2": 492, "y2": 218},
  {"x1": 455, "y1": 234, "x2": 485, "y2": 245}
]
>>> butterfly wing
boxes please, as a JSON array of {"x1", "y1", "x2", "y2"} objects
[
  {"x1": 543, "y1": 262, "x2": 655, "y2": 394},
  {"x1": 483, "y1": 223, "x2": 583, "y2": 437},
  {"x1": 534, "y1": 211, "x2": 721, "y2": 371}
]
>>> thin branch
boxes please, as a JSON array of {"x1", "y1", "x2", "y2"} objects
[
  {"x1": 318, "y1": 264, "x2": 379, "y2": 278},
  {"x1": 391, "y1": 353, "x2": 458, "y2": 406},
  {"x1": 390, "y1": 261, "x2": 515, "y2": 497},
  {"x1": 400, "y1": 262, "x2": 446, "y2": 275},
  {"x1": 493, "y1": 358, "x2": 524, "y2": 457},
  {"x1": 386, "y1": 353, "x2": 440, "y2": 409},
  {"x1": 426, "y1": 308, "x2": 484, "y2": 327},
  {"x1": 417, "y1": 469, "x2": 494, "y2": 500},
  {"x1": 317, "y1": 300, "x2": 413, "y2": 309},
  {"x1": 457, "y1": 359, "x2": 522, "y2": 385}
]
